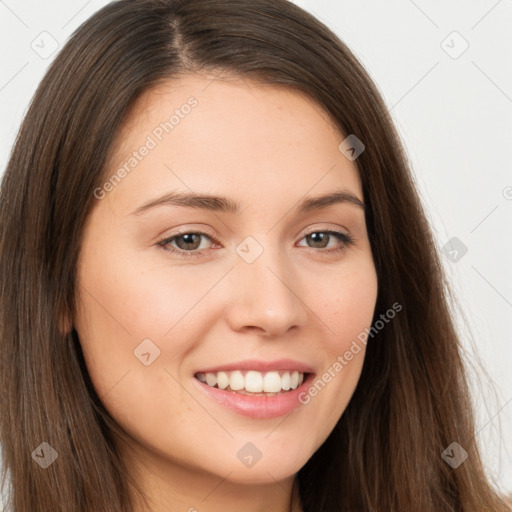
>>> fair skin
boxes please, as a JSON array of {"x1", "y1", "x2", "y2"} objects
[{"x1": 72, "y1": 72, "x2": 378, "y2": 512}]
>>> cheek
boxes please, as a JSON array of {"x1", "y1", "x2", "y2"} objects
[
  {"x1": 75, "y1": 243, "x2": 214, "y2": 346},
  {"x1": 301, "y1": 258, "x2": 377, "y2": 433},
  {"x1": 320, "y1": 258, "x2": 378, "y2": 354},
  {"x1": 73, "y1": 258, "x2": 200, "y2": 449}
]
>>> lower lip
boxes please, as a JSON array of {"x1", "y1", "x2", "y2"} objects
[{"x1": 192, "y1": 373, "x2": 315, "y2": 419}]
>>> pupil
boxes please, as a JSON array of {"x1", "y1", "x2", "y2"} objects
[
  {"x1": 179, "y1": 234, "x2": 200, "y2": 249},
  {"x1": 309, "y1": 232, "x2": 327, "y2": 248}
]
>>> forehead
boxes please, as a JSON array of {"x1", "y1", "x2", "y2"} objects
[{"x1": 102, "y1": 73, "x2": 363, "y2": 215}]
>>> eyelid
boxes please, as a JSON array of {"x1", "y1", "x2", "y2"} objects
[
  {"x1": 301, "y1": 225, "x2": 349, "y2": 237},
  {"x1": 155, "y1": 225, "x2": 219, "y2": 245}
]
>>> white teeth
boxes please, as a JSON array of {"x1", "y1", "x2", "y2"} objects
[
  {"x1": 290, "y1": 371, "x2": 299, "y2": 389},
  {"x1": 196, "y1": 369, "x2": 307, "y2": 394},
  {"x1": 230, "y1": 370, "x2": 244, "y2": 391},
  {"x1": 245, "y1": 371, "x2": 263, "y2": 392},
  {"x1": 263, "y1": 371, "x2": 281, "y2": 393},
  {"x1": 281, "y1": 372, "x2": 291, "y2": 391},
  {"x1": 205, "y1": 373, "x2": 217, "y2": 387},
  {"x1": 217, "y1": 371, "x2": 229, "y2": 390}
]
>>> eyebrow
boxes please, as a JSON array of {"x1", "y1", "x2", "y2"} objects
[{"x1": 130, "y1": 189, "x2": 365, "y2": 216}]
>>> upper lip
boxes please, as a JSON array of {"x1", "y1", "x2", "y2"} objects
[{"x1": 195, "y1": 359, "x2": 315, "y2": 374}]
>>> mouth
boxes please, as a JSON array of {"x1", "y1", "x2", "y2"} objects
[
  {"x1": 192, "y1": 360, "x2": 315, "y2": 419},
  {"x1": 194, "y1": 370, "x2": 307, "y2": 396}
]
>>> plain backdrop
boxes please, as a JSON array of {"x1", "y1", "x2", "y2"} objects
[{"x1": 1, "y1": 0, "x2": 511, "y2": 498}]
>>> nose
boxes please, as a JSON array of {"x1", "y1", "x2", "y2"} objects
[{"x1": 225, "y1": 243, "x2": 308, "y2": 337}]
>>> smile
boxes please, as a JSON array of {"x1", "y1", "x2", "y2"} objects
[
  {"x1": 193, "y1": 360, "x2": 315, "y2": 419},
  {"x1": 195, "y1": 370, "x2": 305, "y2": 395}
]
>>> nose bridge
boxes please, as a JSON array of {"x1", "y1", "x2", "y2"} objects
[{"x1": 226, "y1": 236, "x2": 307, "y2": 335}]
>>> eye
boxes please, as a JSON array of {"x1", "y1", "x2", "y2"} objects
[
  {"x1": 157, "y1": 231, "x2": 216, "y2": 258},
  {"x1": 297, "y1": 230, "x2": 355, "y2": 254}
]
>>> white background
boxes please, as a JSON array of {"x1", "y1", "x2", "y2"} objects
[{"x1": 1, "y1": 0, "x2": 511, "y2": 498}]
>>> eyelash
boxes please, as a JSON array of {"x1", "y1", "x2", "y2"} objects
[{"x1": 156, "y1": 228, "x2": 355, "y2": 259}]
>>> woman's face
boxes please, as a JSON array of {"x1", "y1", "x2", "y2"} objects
[{"x1": 74, "y1": 73, "x2": 378, "y2": 493}]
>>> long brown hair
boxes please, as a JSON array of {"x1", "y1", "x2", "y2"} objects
[{"x1": 1, "y1": 0, "x2": 510, "y2": 510}]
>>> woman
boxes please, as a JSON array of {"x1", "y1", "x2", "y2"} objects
[{"x1": 0, "y1": 0, "x2": 510, "y2": 510}]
